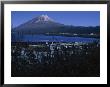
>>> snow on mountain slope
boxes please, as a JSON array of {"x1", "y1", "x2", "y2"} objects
[{"x1": 13, "y1": 15, "x2": 65, "y2": 34}]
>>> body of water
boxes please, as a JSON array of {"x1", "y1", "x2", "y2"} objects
[{"x1": 18, "y1": 35, "x2": 100, "y2": 43}]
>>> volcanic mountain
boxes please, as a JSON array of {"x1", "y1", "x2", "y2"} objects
[
  {"x1": 12, "y1": 15, "x2": 65, "y2": 34},
  {"x1": 12, "y1": 15, "x2": 100, "y2": 35}
]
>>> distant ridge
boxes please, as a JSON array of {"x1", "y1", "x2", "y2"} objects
[{"x1": 12, "y1": 15, "x2": 100, "y2": 35}]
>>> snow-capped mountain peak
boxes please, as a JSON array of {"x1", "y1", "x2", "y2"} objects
[{"x1": 35, "y1": 14, "x2": 53, "y2": 23}]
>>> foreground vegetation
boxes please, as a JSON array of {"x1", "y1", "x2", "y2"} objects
[{"x1": 11, "y1": 42, "x2": 100, "y2": 77}]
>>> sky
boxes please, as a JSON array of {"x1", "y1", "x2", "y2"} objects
[{"x1": 11, "y1": 11, "x2": 100, "y2": 28}]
